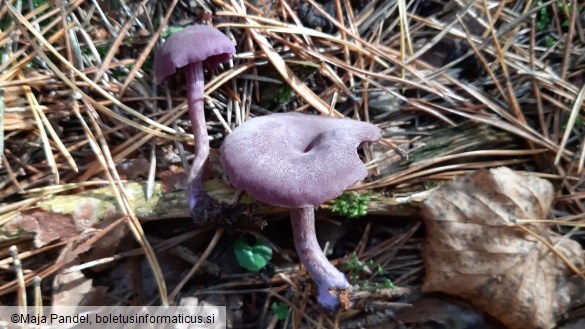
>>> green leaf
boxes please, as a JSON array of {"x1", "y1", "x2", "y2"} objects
[
  {"x1": 271, "y1": 302, "x2": 290, "y2": 321},
  {"x1": 233, "y1": 237, "x2": 273, "y2": 272}
]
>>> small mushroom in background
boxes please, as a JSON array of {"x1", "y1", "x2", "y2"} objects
[
  {"x1": 154, "y1": 25, "x2": 235, "y2": 219},
  {"x1": 219, "y1": 112, "x2": 381, "y2": 310}
]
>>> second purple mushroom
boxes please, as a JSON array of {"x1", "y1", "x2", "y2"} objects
[
  {"x1": 154, "y1": 25, "x2": 235, "y2": 218},
  {"x1": 220, "y1": 112, "x2": 381, "y2": 310}
]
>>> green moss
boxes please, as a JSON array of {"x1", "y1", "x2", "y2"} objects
[{"x1": 331, "y1": 192, "x2": 371, "y2": 219}]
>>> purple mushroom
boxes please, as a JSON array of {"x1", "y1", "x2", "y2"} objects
[
  {"x1": 154, "y1": 25, "x2": 235, "y2": 218},
  {"x1": 219, "y1": 112, "x2": 381, "y2": 310}
]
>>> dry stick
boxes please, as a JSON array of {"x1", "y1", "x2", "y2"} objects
[
  {"x1": 302, "y1": 0, "x2": 451, "y2": 98},
  {"x1": 515, "y1": 224, "x2": 585, "y2": 280},
  {"x1": 393, "y1": 159, "x2": 532, "y2": 185},
  {"x1": 79, "y1": 63, "x2": 252, "y2": 181},
  {"x1": 224, "y1": 0, "x2": 455, "y2": 99},
  {"x1": 397, "y1": 0, "x2": 413, "y2": 89},
  {"x1": 529, "y1": 13, "x2": 549, "y2": 139},
  {"x1": 118, "y1": 0, "x2": 178, "y2": 97},
  {"x1": 55, "y1": 0, "x2": 74, "y2": 69},
  {"x1": 578, "y1": 137, "x2": 585, "y2": 174},
  {"x1": 0, "y1": 217, "x2": 126, "y2": 296},
  {"x1": 342, "y1": 0, "x2": 367, "y2": 118},
  {"x1": 19, "y1": 71, "x2": 77, "y2": 174},
  {"x1": 267, "y1": 32, "x2": 446, "y2": 103},
  {"x1": 278, "y1": 1, "x2": 357, "y2": 103},
  {"x1": 456, "y1": 16, "x2": 507, "y2": 104},
  {"x1": 62, "y1": 229, "x2": 205, "y2": 274},
  {"x1": 0, "y1": 172, "x2": 47, "y2": 200},
  {"x1": 269, "y1": 289, "x2": 331, "y2": 328},
  {"x1": 80, "y1": 99, "x2": 168, "y2": 305},
  {"x1": 354, "y1": 221, "x2": 372, "y2": 256},
  {"x1": 280, "y1": 1, "x2": 315, "y2": 48},
  {"x1": 4, "y1": 149, "x2": 42, "y2": 174},
  {"x1": 0, "y1": 242, "x2": 67, "y2": 268},
  {"x1": 441, "y1": 77, "x2": 562, "y2": 153},
  {"x1": 228, "y1": 0, "x2": 340, "y2": 117},
  {"x1": 168, "y1": 228, "x2": 225, "y2": 302},
  {"x1": 360, "y1": 149, "x2": 547, "y2": 189},
  {"x1": 93, "y1": 0, "x2": 148, "y2": 83},
  {"x1": 219, "y1": 20, "x2": 459, "y2": 105},
  {"x1": 2, "y1": 1, "x2": 181, "y2": 138},
  {"x1": 68, "y1": 98, "x2": 168, "y2": 304},
  {"x1": 9, "y1": 246, "x2": 27, "y2": 309},
  {"x1": 1, "y1": 155, "x2": 23, "y2": 192},
  {"x1": 560, "y1": 0, "x2": 578, "y2": 81},
  {"x1": 33, "y1": 276, "x2": 42, "y2": 311},
  {"x1": 146, "y1": 141, "x2": 157, "y2": 200},
  {"x1": 334, "y1": 0, "x2": 353, "y2": 87},
  {"x1": 481, "y1": 0, "x2": 526, "y2": 125},
  {"x1": 493, "y1": 0, "x2": 525, "y2": 53},
  {"x1": 19, "y1": 72, "x2": 58, "y2": 182},
  {"x1": 554, "y1": 85, "x2": 585, "y2": 164}
]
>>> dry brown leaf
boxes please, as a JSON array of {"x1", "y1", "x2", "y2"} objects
[
  {"x1": 5, "y1": 210, "x2": 81, "y2": 248},
  {"x1": 420, "y1": 167, "x2": 584, "y2": 329},
  {"x1": 52, "y1": 270, "x2": 106, "y2": 306}
]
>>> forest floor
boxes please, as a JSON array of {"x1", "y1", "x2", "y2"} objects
[{"x1": 0, "y1": 0, "x2": 584, "y2": 328}]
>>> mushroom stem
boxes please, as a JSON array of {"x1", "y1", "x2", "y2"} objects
[
  {"x1": 290, "y1": 207, "x2": 351, "y2": 310},
  {"x1": 184, "y1": 61, "x2": 211, "y2": 214}
]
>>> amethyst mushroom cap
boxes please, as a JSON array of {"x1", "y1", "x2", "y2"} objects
[
  {"x1": 154, "y1": 25, "x2": 235, "y2": 219},
  {"x1": 219, "y1": 112, "x2": 381, "y2": 309}
]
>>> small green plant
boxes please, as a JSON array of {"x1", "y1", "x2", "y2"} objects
[
  {"x1": 275, "y1": 85, "x2": 295, "y2": 104},
  {"x1": 558, "y1": 2, "x2": 583, "y2": 27},
  {"x1": 355, "y1": 278, "x2": 396, "y2": 293},
  {"x1": 331, "y1": 192, "x2": 371, "y2": 219},
  {"x1": 162, "y1": 26, "x2": 186, "y2": 39},
  {"x1": 384, "y1": 278, "x2": 396, "y2": 289},
  {"x1": 271, "y1": 302, "x2": 290, "y2": 321},
  {"x1": 537, "y1": 0, "x2": 550, "y2": 32},
  {"x1": 233, "y1": 237, "x2": 273, "y2": 272},
  {"x1": 345, "y1": 252, "x2": 363, "y2": 272},
  {"x1": 537, "y1": 2, "x2": 558, "y2": 48},
  {"x1": 535, "y1": 1, "x2": 584, "y2": 48},
  {"x1": 344, "y1": 252, "x2": 396, "y2": 291},
  {"x1": 345, "y1": 252, "x2": 379, "y2": 274}
]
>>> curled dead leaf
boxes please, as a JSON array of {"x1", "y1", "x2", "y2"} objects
[
  {"x1": 420, "y1": 167, "x2": 584, "y2": 329},
  {"x1": 5, "y1": 210, "x2": 80, "y2": 248}
]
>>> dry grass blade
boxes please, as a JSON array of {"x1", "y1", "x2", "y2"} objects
[
  {"x1": 480, "y1": 0, "x2": 526, "y2": 125},
  {"x1": 91, "y1": 0, "x2": 147, "y2": 83},
  {"x1": 118, "y1": 0, "x2": 179, "y2": 96},
  {"x1": 18, "y1": 71, "x2": 77, "y2": 177},
  {"x1": 9, "y1": 246, "x2": 26, "y2": 309},
  {"x1": 0, "y1": 0, "x2": 583, "y2": 326},
  {"x1": 397, "y1": 0, "x2": 412, "y2": 87},
  {"x1": 168, "y1": 228, "x2": 225, "y2": 302},
  {"x1": 226, "y1": 1, "x2": 340, "y2": 117},
  {"x1": 80, "y1": 100, "x2": 168, "y2": 305},
  {"x1": 0, "y1": 88, "x2": 4, "y2": 156},
  {"x1": 555, "y1": 85, "x2": 585, "y2": 165},
  {"x1": 3, "y1": 1, "x2": 184, "y2": 139},
  {"x1": 515, "y1": 224, "x2": 585, "y2": 279}
]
